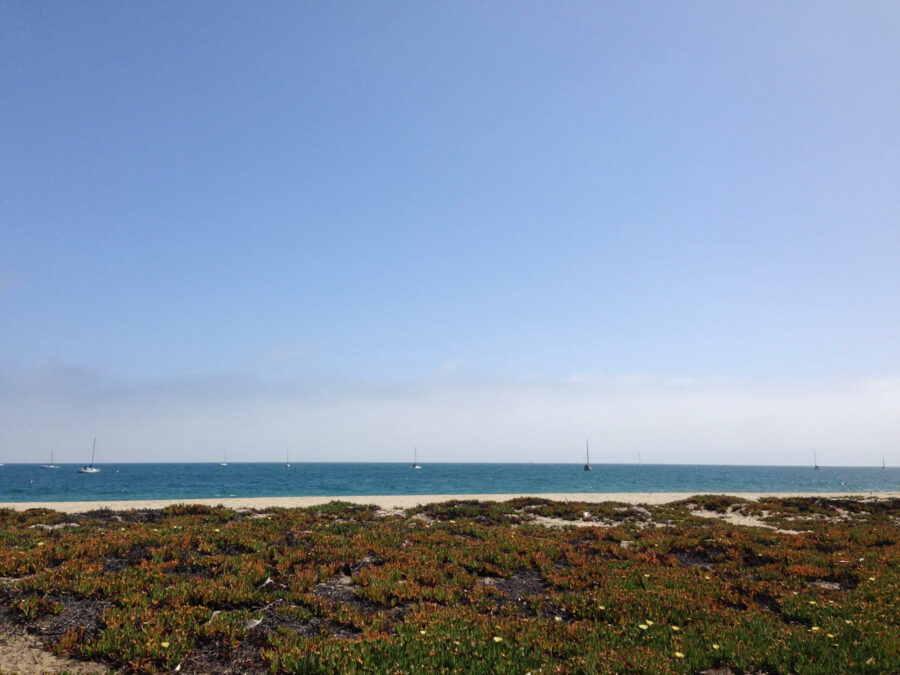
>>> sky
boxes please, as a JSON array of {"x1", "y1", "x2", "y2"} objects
[{"x1": 2, "y1": 2, "x2": 899, "y2": 465}]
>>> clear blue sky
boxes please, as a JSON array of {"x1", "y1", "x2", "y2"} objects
[{"x1": 2, "y1": 3, "x2": 899, "y2": 464}]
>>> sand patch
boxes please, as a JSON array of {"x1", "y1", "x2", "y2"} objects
[
  {"x1": 0, "y1": 618, "x2": 108, "y2": 675},
  {"x1": 687, "y1": 505, "x2": 802, "y2": 534},
  {"x1": 530, "y1": 515, "x2": 599, "y2": 528}
]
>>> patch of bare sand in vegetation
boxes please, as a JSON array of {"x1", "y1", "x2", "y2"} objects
[
  {"x1": 528, "y1": 505, "x2": 654, "y2": 530},
  {"x1": 687, "y1": 504, "x2": 802, "y2": 534},
  {"x1": 0, "y1": 617, "x2": 109, "y2": 675},
  {"x1": 529, "y1": 514, "x2": 600, "y2": 528}
]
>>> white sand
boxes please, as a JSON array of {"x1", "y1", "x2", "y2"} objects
[{"x1": 1, "y1": 491, "x2": 898, "y2": 513}]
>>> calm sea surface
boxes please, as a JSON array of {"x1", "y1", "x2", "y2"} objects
[{"x1": 0, "y1": 463, "x2": 897, "y2": 503}]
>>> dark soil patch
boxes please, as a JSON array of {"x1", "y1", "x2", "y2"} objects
[
  {"x1": 215, "y1": 542, "x2": 260, "y2": 556},
  {"x1": 171, "y1": 561, "x2": 216, "y2": 578},
  {"x1": 74, "y1": 509, "x2": 121, "y2": 523},
  {"x1": 117, "y1": 509, "x2": 166, "y2": 524},
  {"x1": 671, "y1": 546, "x2": 727, "y2": 569},
  {"x1": 311, "y1": 557, "x2": 381, "y2": 606},
  {"x1": 492, "y1": 568, "x2": 546, "y2": 597},
  {"x1": 313, "y1": 564, "x2": 389, "y2": 615},
  {"x1": 40, "y1": 598, "x2": 111, "y2": 641},
  {"x1": 0, "y1": 578, "x2": 23, "y2": 606},
  {"x1": 753, "y1": 592, "x2": 781, "y2": 615},
  {"x1": 178, "y1": 638, "x2": 267, "y2": 674},
  {"x1": 314, "y1": 574, "x2": 358, "y2": 604},
  {"x1": 476, "y1": 569, "x2": 568, "y2": 620},
  {"x1": 102, "y1": 545, "x2": 152, "y2": 573},
  {"x1": 254, "y1": 606, "x2": 360, "y2": 640},
  {"x1": 742, "y1": 551, "x2": 777, "y2": 567}
]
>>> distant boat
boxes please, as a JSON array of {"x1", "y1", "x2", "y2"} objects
[
  {"x1": 813, "y1": 451, "x2": 819, "y2": 470},
  {"x1": 410, "y1": 446, "x2": 422, "y2": 470},
  {"x1": 40, "y1": 451, "x2": 60, "y2": 469},
  {"x1": 78, "y1": 438, "x2": 101, "y2": 474},
  {"x1": 285, "y1": 449, "x2": 290, "y2": 468},
  {"x1": 883, "y1": 457, "x2": 886, "y2": 470},
  {"x1": 584, "y1": 439, "x2": 592, "y2": 471},
  {"x1": 220, "y1": 450, "x2": 228, "y2": 467}
]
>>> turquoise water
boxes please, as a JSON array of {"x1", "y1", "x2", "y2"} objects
[{"x1": 0, "y1": 463, "x2": 897, "y2": 503}]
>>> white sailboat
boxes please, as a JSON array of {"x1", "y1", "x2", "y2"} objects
[
  {"x1": 583, "y1": 439, "x2": 592, "y2": 471},
  {"x1": 813, "y1": 451, "x2": 819, "y2": 470},
  {"x1": 220, "y1": 450, "x2": 228, "y2": 467},
  {"x1": 410, "y1": 446, "x2": 422, "y2": 470},
  {"x1": 285, "y1": 449, "x2": 290, "y2": 468},
  {"x1": 78, "y1": 438, "x2": 101, "y2": 474},
  {"x1": 41, "y1": 451, "x2": 60, "y2": 469}
]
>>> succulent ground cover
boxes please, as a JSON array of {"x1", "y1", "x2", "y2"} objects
[{"x1": 0, "y1": 496, "x2": 898, "y2": 674}]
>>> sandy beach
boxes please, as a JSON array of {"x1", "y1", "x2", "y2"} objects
[{"x1": 2, "y1": 491, "x2": 898, "y2": 513}]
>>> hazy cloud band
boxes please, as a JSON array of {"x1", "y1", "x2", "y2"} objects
[{"x1": 1, "y1": 364, "x2": 898, "y2": 466}]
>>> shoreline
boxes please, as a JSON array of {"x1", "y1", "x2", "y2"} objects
[{"x1": 1, "y1": 490, "x2": 898, "y2": 513}]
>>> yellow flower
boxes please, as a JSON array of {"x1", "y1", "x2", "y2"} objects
[
  {"x1": 598, "y1": 605, "x2": 606, "y2": 610},
  {"x1": 845, "y1": 620, "x2": 853, "y2": 624},
  {"x1": 419, "y1": 630, "x2": 426, "y2": 635},
  {"x1": 712, "y1": 644, "x2": 720, "y2": 650},
  {"x1": 809, "y1": 601, "x2": 816, "y2": 605},
  {"x1": 214, "y1": 528, "x2": 220, "y2": 532},
  {"x1": 671, "y1": 625, "x2": 680, "y2": 631},
  {"x1": 869, "y1": 577, "x2": 876, "y2": 581},
  {"x1": 161, "y1": 641, "x2": 170, "y2": 648},
  {"x1": 493, "y1": 636, "x2": 503, "y2": 643},
  {"x1": 554, "y1": 616, "x2": 562, "y2": 622},
  {"x1": 646, "y1": 620, "x2": 654, "y2": 626},
  {"x1": 827, "y1": 633, "x2": 835, "y2": 638},
  {"x1": 37, "y1": 542, "x2": 45, "y2": 546},
  {"x1": 811, "y1": 626, "x2": 820, "y2": 632},
  {"x1": 639, "y1": 624, "x2": 648, "y2": 630},
  {"x1": 675, "y1": 651, "x2": 685, "y2": 658}
]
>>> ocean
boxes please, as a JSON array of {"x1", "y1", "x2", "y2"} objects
[{"x1": 0, "y1": 463, "x2": 897, "y2": 503}]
